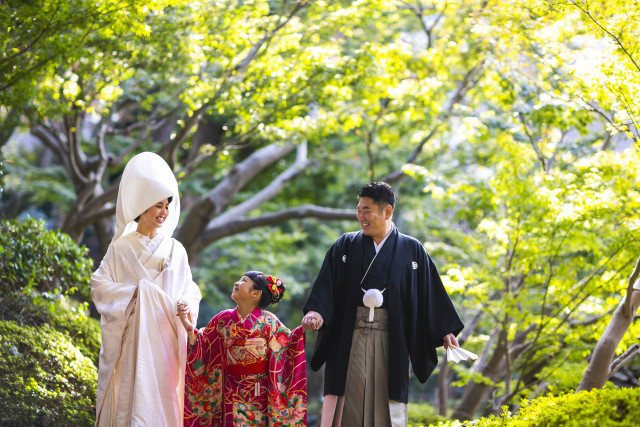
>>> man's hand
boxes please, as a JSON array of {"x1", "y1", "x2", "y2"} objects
[
  {"x1": 443, "y1": 333, "x2": 458, "y2": 350},
  {"x1": 301, "y1": 311, "x2": 323, "y2": 331}
]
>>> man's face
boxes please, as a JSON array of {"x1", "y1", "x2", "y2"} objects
[{"x1": 356, "y1": 197, "x2": 391, "y2": 240}]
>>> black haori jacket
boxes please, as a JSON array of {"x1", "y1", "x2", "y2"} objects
[{"x1": 303, "y1": 227, "x2": 464, "y2": 403}]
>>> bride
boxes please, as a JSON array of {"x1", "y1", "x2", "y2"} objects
[{"x1": 91, "y1": 152, "x2": 201, "y2": 426}]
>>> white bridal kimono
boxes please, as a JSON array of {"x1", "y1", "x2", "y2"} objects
[
  {"x1": 91, "y1": 152, "x2": 201, "y2": 426},
  {"x1": 92, "y1": 232, "x2": 201, "y2": 426}
]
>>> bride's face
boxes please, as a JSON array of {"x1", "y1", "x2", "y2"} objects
[{"x1": 139, "y1": 198, "x2": 170, "y2": 229}]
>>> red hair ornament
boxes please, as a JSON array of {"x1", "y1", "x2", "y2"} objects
[{"x1": 266, "y1": 276, "x2": 283, "y2": 302}]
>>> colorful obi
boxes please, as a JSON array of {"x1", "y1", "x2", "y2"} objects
[{"x1": 225, "y1": 337, "x2": 268, "y2": 375}]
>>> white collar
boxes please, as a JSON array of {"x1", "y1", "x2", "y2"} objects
[{"x1": 373, "y1": 225, "x2": 393, "y2": 253}]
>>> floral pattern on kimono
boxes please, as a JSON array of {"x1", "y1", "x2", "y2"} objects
[{"x1": 184, "y1": 307, "x2": 307, "y2": 426}]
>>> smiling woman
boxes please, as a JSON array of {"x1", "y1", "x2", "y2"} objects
[
  {"x1": 135, "y1": 197, "x2": 173, "y2": 242},
  {"x1": 91, "y1": 152, "x2": 202, "y2": 426}
]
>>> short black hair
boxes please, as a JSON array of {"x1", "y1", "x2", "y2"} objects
[
  {"x1": 134, "y1": 196, "x2": 173, "y2": 223},
  {"x1": 358, "y1": 182, "x2": 395, "y2": 210},
  {"x1": 244, "y1": 271, "x2": 286, "y2": 308}
]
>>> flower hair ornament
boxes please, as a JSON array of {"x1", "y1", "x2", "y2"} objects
[{"x1": 266, "y1": 276, "x2": 283, "y2": 302}]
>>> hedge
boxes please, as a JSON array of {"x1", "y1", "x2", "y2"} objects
[
  {"x1": 0, "y1": 320, "x2": 97, "y2": 425},
  {"x1": 430, "y1": 386, "x2": 640, "y2": 427}
]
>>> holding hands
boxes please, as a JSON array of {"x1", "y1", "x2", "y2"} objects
[
  {"x1": 301, "y1": 310, "x2": 323, "y2": 331},
  {"x1": 177, "y1": 300, "x2": 195, "y2": 332}
]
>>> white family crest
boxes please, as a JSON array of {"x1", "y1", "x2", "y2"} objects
[
  {"x1": 342, "y1": 255, "x2": 347, "y2": 263},
  {"x1": 412, "y1": 261, "x2": 418, "y2": 270}
]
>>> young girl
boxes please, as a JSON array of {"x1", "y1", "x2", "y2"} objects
[{"x1": 177, "y1": 271, "x2": 306, "y2": 426}]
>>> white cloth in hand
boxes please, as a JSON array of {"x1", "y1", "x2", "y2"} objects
[{"x1": 446, "y1": 345, "x2": 478, "y2": 363}]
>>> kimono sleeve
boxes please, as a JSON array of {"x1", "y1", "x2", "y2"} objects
[
  {"x1": 266, "y1": 319, "x2": 307, "y2": 426},
  {"x1": 410, "y1": 246, "x2": 464, "y2": 383},
  {"x1": 423, "y1": 253, "x2": 464, "y2": 344},
  {"x1": 303, "y1": 235, "x2": 350, "y2": 328},
  {"x1": 91, "y1": 244, "x2": 138, "y2": 324},
  {"x1": 173, "y1": 240, "x2": 202, "y2": 323},
  {"x1": 184, "y1": 316, "x2": 224, "y2": 426}
]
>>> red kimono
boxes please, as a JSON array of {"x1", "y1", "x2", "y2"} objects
[{"x1": 184, "y1": 307, "x2": 307, "y2": 426}]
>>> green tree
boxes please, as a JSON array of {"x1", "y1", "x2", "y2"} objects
[{"x1": 3, "y1": 0, "x2": 640, "y2": 421}]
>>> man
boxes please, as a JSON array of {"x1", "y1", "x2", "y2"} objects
[{"x1": 302, "y1": 182, "x2": 463, "y2": 427}]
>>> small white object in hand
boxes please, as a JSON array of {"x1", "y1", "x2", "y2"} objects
[
  {"x1": 446, "y1": 345, "x2": 478, "y2": 363},
  {"x1": 363, "y1": 289, "x2": 384, "y2": 322}
]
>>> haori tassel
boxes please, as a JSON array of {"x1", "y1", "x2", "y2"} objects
[{"x1": 362, "y1": 288, "x2": 384, "y2": 322}]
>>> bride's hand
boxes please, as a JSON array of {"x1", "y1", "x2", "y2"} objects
[{"x1": 177, "y1": 300, "x2": 194, "y2": 332}]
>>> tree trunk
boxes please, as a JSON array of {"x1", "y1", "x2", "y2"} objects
[
  {"x1": 452, "y1": 326, "x2": 533, "y2": 420},
  {"x1": 437, "y1": 306, "x2": 485, "y2": 417},
  {"x1": 437, "y1": 359, "x2": 449, "y2": 416},
  {"x1": 577, "y1": 273, "x2": 640, "y2": 391},
  {"x1": 451, "y1": 329, "x2": 507, "y2": 421}
]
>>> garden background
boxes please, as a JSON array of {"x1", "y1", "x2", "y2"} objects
[{"x1": 2, "y1": 0, "x2": 640, "y2": 425}]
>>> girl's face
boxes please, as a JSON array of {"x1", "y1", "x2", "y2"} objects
[
  {"x1": 231, "y1": 275, "x2": 261, "y2": 305},
  {"x1": 139, "y1": 198, "x2": 170, "y2": 229}
]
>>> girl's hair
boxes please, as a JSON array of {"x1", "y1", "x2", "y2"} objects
[
  {"x1": 244, "y1": 270, "x2": 286, "y2": 308},
  {"x1": 134, "y1": 196, "x2": 173, "y2": 223}
]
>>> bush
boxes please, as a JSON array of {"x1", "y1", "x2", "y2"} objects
[
  {"x1": 0, "y1": 217, "x2": 92, "y2": 300},
  {"x1": 408, "y1": 402, "x2": 449, "y2": 426},
  {"x1": 0, "y1": 218, "x2": 100, "y2": 424},
  {"x1": 0, "y1": 218, "x2": 100, "y2": 363},
  {"x1": 0, "y1": 320, "x2": 97, "y2": 426},
  {"x1": 45, "y1": 300, "x2": 102, "y2": 365},
  {"x1": 433, "y1": 387, "x2": 640, "y2": 427}
]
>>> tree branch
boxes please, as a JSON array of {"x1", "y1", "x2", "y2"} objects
[
  {"x1": 82, "y1": 183, "x2": 119, "y2": 216},
  {"x1": 577, "y1": 266, "x2": 640, "y2": 391},
  {"x1": 379, "y1": 61, "x2": 485, "y2": 184},
  {"x1": 210, "y1": 142, "x2": 309, "y2": 226},
  {"x1": 569, "y1": 0, "x2": 640, "y2": 73},
  {"x1": 31, "y1": 124, "x2": 65, "y2": 160},
  {"x1": 622, "y1": 254, "x2": 640, "y2": 317},
  {"x1": 71, "y1": 205, "x2": 117, "y2": 234},
  {"x1": 199, "y1": 205, "x2": 355, "y2": 246},
  {"x1": 609, "y1": 344, "x2": 640, "y2": 379},
  {"x1": 175, "y1": 142, "x2": 297, "y2": 255}
]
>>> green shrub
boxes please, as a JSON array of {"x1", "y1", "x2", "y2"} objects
[
  {"x1": 408, "y1": 402, "x2": 449, "y2": 426},
  {"x1": 0, "y1": 218, "x2": 100, "y2": 424},
  {"x1": 432, "y1": 387, "x2": 640, "y2": 427},
  {"x1": 0, "y1": 218, "x2": 100, "y2": 363},
  {"x1": 0, "y1": 217, "x2": 92, "y2": 300},
  {"x1": 0, "y1": 320, "x2": 97, "y2": 425},
  {"x1": 46, "y1": 300, "x2": 102, "y2": 365}
]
